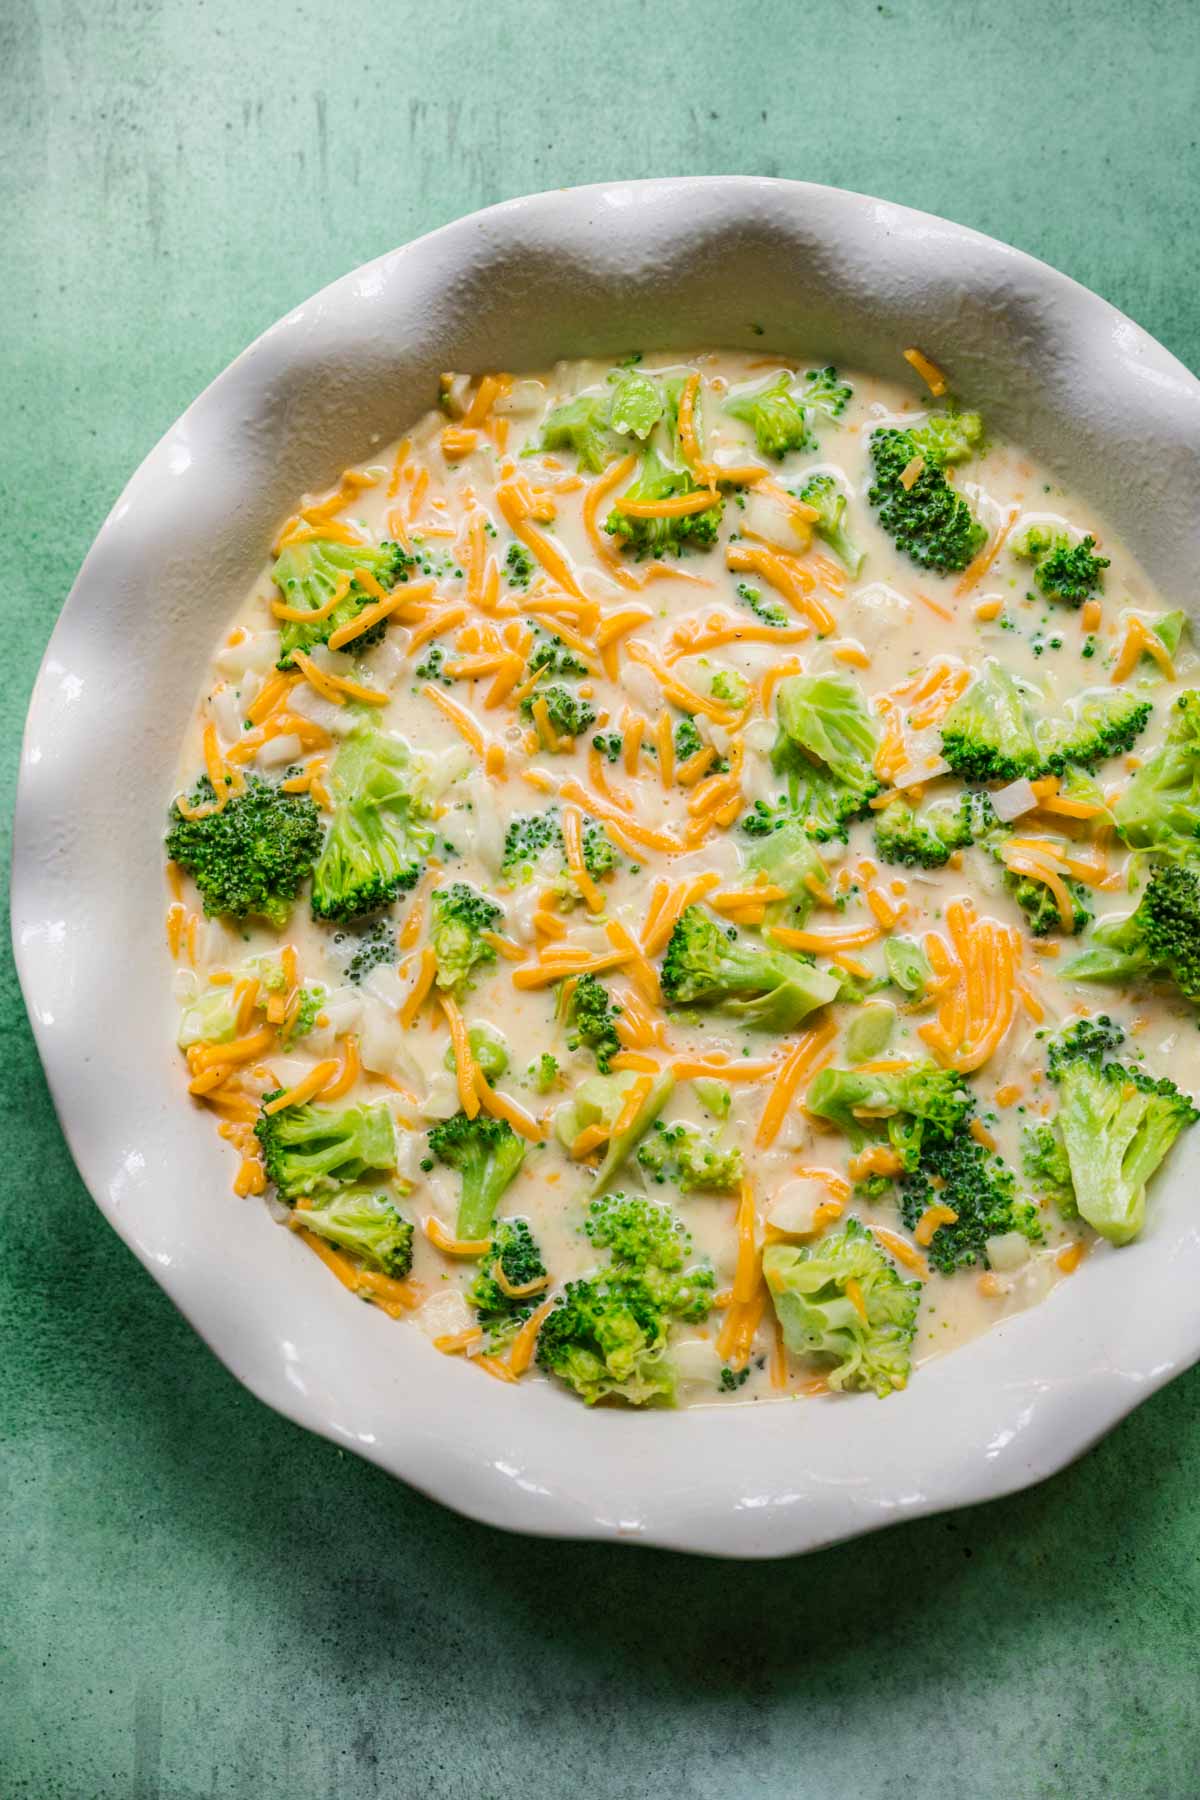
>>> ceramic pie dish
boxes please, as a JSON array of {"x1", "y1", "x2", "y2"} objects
[{"x1": 14, "y1": 176, "x2": 1200, "y2": 1558}]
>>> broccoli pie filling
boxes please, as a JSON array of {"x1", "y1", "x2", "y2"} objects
[{"x1": 166, "y1": 349, "x2": 1200, "y2": 1407}]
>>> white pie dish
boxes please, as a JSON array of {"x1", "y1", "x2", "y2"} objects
[{"x1": 13, "y1": 176, "x2": 1200, "y2": 1558}]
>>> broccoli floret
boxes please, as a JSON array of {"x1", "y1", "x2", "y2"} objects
[
  {"x1": 606, "y1": 445, "x2": 724, "y2": 559},
  {"x1": 884, "y1": 936, "x2": 933, "y2": 997},
  {"x1": 166, "y1": 775, "x2": 322, "y2": 929},
  {"x1": 310, "y1": 727, "x2": 434, "y2": 923},
  {"x1": 426, "y1": 1111, "x2": 527, "y2": 1241},
  {"x1": 661, "y1": 905, "x2": 841, "y2": 1032},
  {"x1": 724, "y1": 373, "x2": 812, "y2": 459},
  {"x1": 1043, "y1": 1020, "x2": 1197, "y2": 1244},
  {"x1": 592, "y1": 730, "x2": 623, "y2": 764},
  {"x1": 739, "y1": 797, "x2": 796, "y2": 839},
  {"x1": 528, "y1": 632, "x2": 589, "y2": 681},
  {"x1": 940, "y1": 659, "x2": 1041, "y2": 782},
  {"x1": 736, "y1": 581, "x2": 789, "y2": 629},
  {"x1": 585, "y1": 1192, "x2": 716, "y2": 1321},
  {"x1": 1037, "y1": 690, "x2": 1151, "y2": 774},
  {"x1": 636, "y1": 1119, "x2": 744, "y2": 1193},
  {"x1": 255, "y1": 1097, "x2": 397, "y2": 1203},
  {"x1": 769, "y1": 673, "x2": 881, "y2": 840},
  {"x1": 531, "y1": 1052, "x2": 560, "y2": 1094},
  {"x1": 673, "y1": 715, "x2": 704, "y2": 761},
  {"x1": 608, "y1": 369, "x2": 664, "y2": 441},
  {"x1": 341, "y1": 916, "x2": 398, "y2": 986},
  {"x1": 505, "y1": 543, "x2": 534, "y2": 589},
  {"x1": 271, "y1": 537, "x2": 414, "y2": 667},
  {"x1": 539, "y1": 393, "x2": 617, "y2": 472},
  {"x1": 798, "y1": 473, "x2": 864, "y2": 576},
  {"x1": 801, "y1": 365, "x2": 853, "y2": 420},
  {"x1": 429, "y1": 882, "x2": 502, "y2": 995},
  {"x1": 1067, "y1": 862, "x2": 1200, "y2": 1003},
  {"x1": 868, "y1": 427, "x2": 987, "y2": 573},
  {"x1": 1112, "y1": 691, "x2": 1200, "y2": 855},
  {"x1": 444, "y1": 1021, "x2": 509, "y2": 1082},
  {"x1": 711, "y1": 669, "x2": 751, "y2": 709},
  {"x1": 281, "y1": 984, "x2": 323, "y2": 1047},
  {"x1": 806, "y1": 1062, "x2": 973, "y2": 1179},
  {"x1": 1001, "y1": 861, "x2": 1092, "y2": 937},
  {"x1": 292, "y1": 1190, "x2": 414, "y2": 1278},
  {"x1": 498, "y1": 808, "x2": 615, "y2": 897},
  {"x1": 176, "y1": 982, "x2": 239, "y2": 1050},
  {"x1": 1022, "y1": 1121, "x2": 1077, "y2": 1218},
  {"x1": 563, "y1": 973, "x2": 622, "y2": 1074},
  {"x1": 554, "y1": 1070, "x2": 676, "y2": 1191},
  {"x1": 1046, "y1": 1013, "x2": 1128, "y2": 1077},
  {"x1": 898, "y1": 1130, "x2": 1042, "y2": 1272},
  {"x1": 500, "y1": 810, "x2": 561, "y2": 884},
  {"x1": 535, "y1": 1274, "x2": 676, "y2": 1406},
  {"x1": 744, "y1": 817, "x2": 829, "y2": 926},
  {"x1": 1014, "y1": 527, "x2": 1109, "y2": 606},
  {"x1": 873, "y1": 793, "x2": 980, "y2": 869},
  {"x1": 466, "y1": 1217, "x2": 548, "y2": 1344},
  {"x1": 764, "y1": 1218, "x2": 920, "y2": 1398},
  {"x1": 520, "y1": 682, "x2": 597, "y2": 746},
  {"x1": 909, "y1": 410, "x2": 984, "y2": 468}
]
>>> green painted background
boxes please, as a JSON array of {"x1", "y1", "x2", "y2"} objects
[{"x1": 5, "y1": 2, "x2": 1200, "y2": 1794}]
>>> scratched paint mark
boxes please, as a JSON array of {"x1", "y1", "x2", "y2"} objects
[{"x1": 133, "y1": 1679, "x2": 163, "y2": 1800}]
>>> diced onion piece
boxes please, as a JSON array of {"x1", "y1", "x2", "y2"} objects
[
  {"x1": 672, "y1": 1338, "x2": 724, "y2": 1385},
  {"x1": 416, "y1": 1290, "x2": 475, "y2": 1341},
  {"x1": 767, "y1": 1178, "x2": 830, "y2": 1237},
  {"x1": 257, "y1": 732, "x2": 302, "y2": 769},
  {"x1": 991, "y1": 778, "x2": 1039, "y2": 823},
  {"x1": 210, "y1": 685, "x2": 244, "y2": 744},
  {"x1": 742, "y1": 488, "x2": 810, "y2": 552},
  {"x1": 494, "y1": 379, "x2": 546, "y2": 417},
  {"x1": 215, "y1": 632, "x2": 280, "y2": 677},
  {"x1": 894, "y1": 756, "x2": 949, "y2": 789},
  {"x1": 420, "y1": 1071, "x2": 462, "y2": 1121}
]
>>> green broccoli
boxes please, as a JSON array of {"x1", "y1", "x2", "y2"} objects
[
  {"x1": 636, "y1": 1119, "x2": 744, "y2": 1193},
  {"x1": 1014, "y1": 526, "x2": 1109, "y2": 606},
  {"x1": 764, "y1": 1219, "x2": 920, "y2": 1397},
  {"x1": 520, "y1": 682, "x2": 597, "y2": 746},
  {"x1": 884, "y1": 936, "x2": 933, "y2": 998},
  {"x1": 505, "y1": 543, "x2": 534, "y2": 589},
  {"x1": 341, "y1": 916, "x2": 398, "y2": 986},
  {"x1": 908, "y1": 409, "x2": 984, "y2": 467},
  {"x1": 291, "y1": 1190, "x2": 414, "y2": 1278},
  {"x1": 1066, "y1": 862, "x2": 1200, "y2": 1003},
  {"x1": 176, "y1": 981, "x2": 241, "y2": 1050},
  {"x1": 310, "y1": 727, "x2": 434, "y2": 922},
  {"x1": 530, "y1": 1052, "x2": 560, "y2": 1094},
  {"x1": 255, "y1": 1096, "x2": 397, "y2": 1203},
  {"x1": 724, "y1": 373, "x2": 811, "y2": 459},
  {"x1": 744, "y1": 817, "x2": 829, "y2": 925},
  {"x1": 711, "y1": 669, "x2": 751, "y2": 709},
  {"x1": 736, "y1": 581, "x2": 789, "y2": 629},
  {"x1": 873, "y1": 792, "x2": 983, "y2": 869},
  {"x1": 498, "y1": 808, "x2": 616, "y2": 898},
  {"x1": 608, "y1": 369, "x2": 664, "y2": 441},
  {"x1": 429, "y1": 882, "x2": 502, "y2": 994},
  {"x1": 605, "y1": 445, "x2": 724, "y2": 559},
  {"x1": 1042, "y1": 1018, "x2": 1197, "y2": 1244},
  {"x1": 535, "y1": 1275, "x2": 676, "y2": 1406},
  {"x1": 554, "y1": 1070, "x2": 676, "y2": 1191},
  {"x1": 802, "y1": 366, "x2": 853, "y2": 420},
  {"x1": 868, "y1": 427, "x2": 987, "y2": 573},
  {"x1": 271, "y1": 537, "x2": 414, "y2": 667},
  {"x1": 444, "y1": 1021, "x2": 509, "y2": 1082},
  {"x1": 769, "y1": 673, "x2": 881, "y2": 840},
  {"x1": 940, "y1": 659, "x2": 1041, "y2": 782},
  {"x1": 562, "y1": 973, "x2": 622, "y2": 1074},
  {"x1": 673, "y1": 715, "x2": 704, "y2": 761},
  {"x1": 897, "y1": 1130, "x2": 1043, "y2": 1273},
  {"x1": 1036, "y1": 690, "x2": 1151, "y2": 774},
  {"x1": 584, "y1": 1192, "x2": 716, "y2": 1320},
  {"x1": 466, "y1": 1217, "x2": 549, "y2": 1344},
  {"x1": 538, "y1": 393, "x2": 618, "y2": 473},
  {"x1": 806, "y1": 1062, "x2": 973, "y2": 1180},
  {"x1": 1000, "y1": 859, "x2": 1092, "y2": 937},
  {"x1": 1022, "y1": 1121, "x2": 1077, "y2": 1218},
  {"x1": 797, "y1": 473, "x2": 864, "y2": 576},
  {"x1": 661, "y1": 905, "x2": 841, "y2": 1033},
  {"x1": 527, "y1": 632, "x2": 589, "y2": 681},
  {"x1": 166, "y1": 776, "x2": 323, "y2": 929},
  {"x1": 426, "y1": 1111, "x2": 527, "y2": 1241},
  {"x1": 1112, "y1": 690, "x2": 1200, "y2": 856}
]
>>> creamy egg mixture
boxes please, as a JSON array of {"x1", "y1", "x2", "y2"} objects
[{"x1": 165, "y1": 347, "x2": 1200, "y2": 1408}]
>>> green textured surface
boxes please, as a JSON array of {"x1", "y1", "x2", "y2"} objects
[{"x1": 4, "y1": 1, "x2": 1200, "y2": 1793}]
